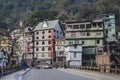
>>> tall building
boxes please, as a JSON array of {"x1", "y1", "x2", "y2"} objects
[
  {"x1": 55, "y1": 39, "x2": 65, "y2": 66},
  {"x1": 65, "y1": 20, "x2": 104, "y2": 66},
  {"x1": 33, "y1": 20, "x2": 64, "y2": 64},
  {"x1": 103, "y1": 14, "x2": 116, "y2": 42}
]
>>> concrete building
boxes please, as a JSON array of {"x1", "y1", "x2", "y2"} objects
[
  {"x1": 65, "y1": 44, "x2": 82, "y2": 66},
  {"x1": 65, "y1": 20, "x2": 104, "y2": 66},
  {"x1": 55, "y1": 39, "x2": 65, "y2": 66},
  {"x1": 33, "y1": 20, "x2": 64, "y2": 64},
  {"x1": 103, "y1": 14, "x2": 116, "y2": 42}
]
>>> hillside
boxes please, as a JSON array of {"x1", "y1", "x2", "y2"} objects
[{"x1": 0, "y1": 0, "x2": 120, "y2": 32}]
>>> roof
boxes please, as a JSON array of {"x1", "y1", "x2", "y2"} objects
[
  {"x1": 10, "y1": 29, "x2": 21, "y2": 35},
  {"x1": 34, "y1": 20, "x2": 59, "y2": 31}
]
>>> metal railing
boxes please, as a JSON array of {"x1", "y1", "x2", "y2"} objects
[{"x1": 0, "y1": 65, "x2": 21, "y2": 77}]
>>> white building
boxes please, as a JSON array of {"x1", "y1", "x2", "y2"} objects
[
  {"x1": 33, "y1": 20, "x2": 64, "y2": 64},
  {"x1": 65, "y1": 44, "x2": 82, "y2": 66}
]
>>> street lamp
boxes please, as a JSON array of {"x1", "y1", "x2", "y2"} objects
[{"x1": 28, "y1": 27, "x2": 35, "y2": 67}]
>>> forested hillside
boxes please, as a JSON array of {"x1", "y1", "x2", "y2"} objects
[{"x1": 0, "y1": 0, "x2": 120, "y2": 32}]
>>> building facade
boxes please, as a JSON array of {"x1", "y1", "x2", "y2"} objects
[
  {"x1": 33, "y1": 20, "x2": 64, "y2": 64},
  {"x1": 55, "y1": 39, "x2": 65, "y2": 66},
  {"x1": 65, "y1": 20, "x2": 104, "y2": 66},
  {"x1": 103, "y1": 14, "x2": 116, "y2": 42},
  {"x1": 65, "y1": 44, "x2": 82, "y2": 66}
]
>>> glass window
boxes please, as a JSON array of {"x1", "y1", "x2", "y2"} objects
[
  {"x1": 69, "y1": 41, "x2": 73, "y2": 44},
  {"x1": 48, "y1": 30, "x2": 51, "y2": 33},
  {"x1": 80, "y1": 24, "x2": 85, "y2": 29},
  {"x1": 82, "y1": 41, "x2": 84, "y2": 44},
  {"x1": 36, "y1": 32, "x2": 39, "y2": 35},
  {"x1": 42, "y1": 54, "x2": 45, "y2": 57},
  {"x1": 48, "y1": 47, "x2": 51, "y2": 51},
  {"x1": 86, "y1": 24, "x2": 91, "y2": 28},
  {"x1": 71, "y1": 33, "x2": 76, "y2": 37},
  {"x1": 98, "y1": 22, "x2": 102, "y2": 27},
  {"x1": 36, "y1": 41, "x2": 39, "y2": 45},
  {"x1": 97, "y1": 40, "x2": 100, "y2": 44},
  {"x1": 48, "y1": 40, "x2": 51, "y2": 44},
  {"x1": 42, "y1": 47, "x2": 45, "y2": 51},
  {"x1": 42, "y1": 41, "x2": 45, "y2": 45},
  {"x1": 74, "y1": 44, "x2": 77, "y2": 49},
  {"x1": 67, "y1": 25, "x2": 72, "y2": 29},
  {"x1": 87, "y1": 33, "x2": 90, "y2": 36},
  {"x1": 36, "y1": 36, "x2": 39, "y2": 39},
  {"x1": 42, "y1": 36, "x2": 45, "y2": 39},
  {"x1": 36, "y1": 48, "x2": 39, "y2": 51},
  {"x1": 42, "y1": 31, "x2": 45, "y2": 34},
  {"x1": 96, "y1": 32, "x2": 101, "y2": 35},
  {"x1": 48, "y1": 35, "x2": 51, "y2": 38},
  {"x1": 92, "y1": 23, "x2": 96, "y2": 27},
  {"x1": 74, "y1": 53, "x2": 76, "y2": 58},
  {"x1": 73, "y1": 25, "x2": 79, "y2": 29},
  {"x1": 81, "y1": 32, "x2": 86, "y2": 36}
]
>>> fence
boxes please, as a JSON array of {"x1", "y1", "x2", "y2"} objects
[
  {"x1": 68, "y1": 65, "x2": 120, "y2": 75},
  {"x1": 0, "y1": 65, "x2": 21, "y2": 77}
]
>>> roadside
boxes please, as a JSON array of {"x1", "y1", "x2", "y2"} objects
[
  {"x1": 0, "y1": 68, "x2": 31, "y2": 80},
  {"x1": 58, "y1": 68, "x2": 120, "y2": 80}
]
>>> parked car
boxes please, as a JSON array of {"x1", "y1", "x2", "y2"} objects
[{"x1": 36, "y1": 63, "x2": 52, "y2": 69}]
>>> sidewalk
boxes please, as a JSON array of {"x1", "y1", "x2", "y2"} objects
[
  {"x1": 59, "y1": 68, "x2": 120, "y2": 80},
  {"x1": 0, "y1": 68, "x2": 31, "y2": 80}
]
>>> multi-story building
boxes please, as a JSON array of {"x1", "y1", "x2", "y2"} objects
[
  {"x1": 65, "y1": 20, "x2": 104, "y2": 66},
  {"x1": 33, "y1": 20, "x2": 64, "y2": 64},
  {"x1": 65, "y1": 44, "x2": 82, "y2": 66},
  {"x1": 103, "y1": 14, "x2": 116, "y2": 42},
  {"x1": 55, "y1": 39, "x2": 65, "y2": 66}
]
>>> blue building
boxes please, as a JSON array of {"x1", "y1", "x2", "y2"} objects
[{"x1": 103, "y1": 14, "x2": 116, "y2": 42}]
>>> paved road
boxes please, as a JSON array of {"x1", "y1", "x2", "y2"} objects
[{"x1": 23, "y1": 68, "x2": 94, "y2": 80}]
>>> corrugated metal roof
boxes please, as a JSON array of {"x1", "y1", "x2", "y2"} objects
[{"x1": 34, "y1": 20, "x2": 59, "y2": 31}]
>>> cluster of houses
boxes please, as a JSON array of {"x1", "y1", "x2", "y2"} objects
[{"x1": 0, "y1": 14, "x2": 120, "y2": 67}]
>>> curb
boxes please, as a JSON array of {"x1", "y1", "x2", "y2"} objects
[{"x1": 17, "y1": 68, "x2": 32, "y2": 80}]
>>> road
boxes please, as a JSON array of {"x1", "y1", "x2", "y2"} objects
[
  {"x1": 23, "y1": 68, "x2": 120, "y2": 80},
  {"x1": 23, "y1": 68, "x2": 94, "y2": 80}
]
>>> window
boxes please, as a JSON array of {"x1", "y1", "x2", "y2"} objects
[
  {"x1": 80, "y1": 25, "x2": 85, "y2": 29},
  {"x1": 54, "y1": 29, "x2": 56, "y2": 32},
  {"x1": 36, "y1": 36, "x2": 39, "y2": 39},
  {"x1": 48, "y1": 47, "x2": 51, "y2": 51},
  {"x1": 48, "y1": 40, "x2": 51, "y2": 44},
  {"x1": 71, "y1": 33, "x2": 76, "y2": 37},
  {"x1": 86, "y1": 24, "x2": 91, "y2": 28},
  {"x1": 42, "y1": 47, "x2": 45, "y2": 51},
  {"x1": 92, "y1": 23, "x2": 96, "y2": 27},
  {"x1": 96, "y1": 32, "x2": 101, "y2": 36},
  {"x1": 57, "y1": 30, "x2": 59, "y2": 33},
  {"x1": 36, "y1": 41, "x2": 39, "y2": 45},
  {"x1": 36, "y1": 32, "x2": 39, "y2": 35},
  {"x1": 67, "y1": 25, "x2": 72, "y2": 29},
  {"x1": 97, "y1": 40, "x2": 100, "y2": 44},
  {"x1": 74, "y1": 44, "x2": 77, "y2": 49},
  {"x1": 69, "y1": 41, "x2": 73, "y2": 44},
  {"x1": 87, "y1": 33, "x2": 90, "y2": 36},
  {"x1": 74, "y1": 53, "x2": 76, "y2": 58},
  {"x1": 42, "y1": 36, "x2": 44, "y2": 39},
  {"x1": 82, "y1": 41, "x2": 84, "y2": 44},
  {"x1": 36, "y1": 48, "x2": 39, "y2": 51},
  {"x1": 42, "y1": 41, "x2": 45, "y2": 45},
  {"x1": 42, "y1": 54, "x2": 45, "y2": 57},
  {"x1": 81, "y1": 32, "x2": 86, "y2": 36},
  {"x1": 42, "y1": 31, "x2": 45, "y2": 34},
  {"x1": 48, "y1": 30, "x2": 51, "y2": 33},
  {"x1": 73, "y1": 25, "x2": 79, "y2": 29},
  {"x1": 75, "y1": 40, "x2": 79, "y2": 44},
  {"x1": 98, "y1": 22, "x2": 102, "y2": 27},
  {"x1": 48, "y1": 35, "x2": 51, "y2": 38}
]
